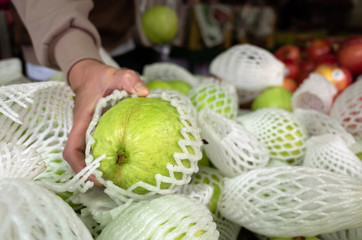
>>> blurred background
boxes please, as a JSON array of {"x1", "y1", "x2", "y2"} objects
[{"x1": 0, "y1": 0, "x2": 361, "y2": 77}]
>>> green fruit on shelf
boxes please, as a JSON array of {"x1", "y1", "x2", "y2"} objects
[
  {"x1": 252, "y1": 86, "x2": 293, "y2": 112},
  {"x1": 142, "y1": 6, "x2": 178, "y2": 44}
]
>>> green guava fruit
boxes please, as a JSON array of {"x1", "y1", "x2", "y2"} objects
[
  {"x1": 91, "y1": 97, "x2": 191, "y2": 194},
  {"x1": 357, "y1": 152, "x2": 362, "y2": 160},
  {"x1": 198, "y1": 150, "x2": 211, "y2": 167},
  {"x1": 271, "y1": 237, "x2": 320, "y2": 240},
  {"x1": 146, "y1": 80, "x2": 174, "y2": 91},
  {"x1": 142, "y1": 6, "x2": 178, "y2": 44},
  {"x1": 189, "y1": 84, "x2": 236, "y2": 119},
  {"x1": 251, "y1": 87, "x2": 293, "y2": 112},
  {"x1": 167, "y1": 80, "x2": 192, "y2": 95},
  {"x1": 146, "y1": 79, "x2": 192, "y2": 96}
]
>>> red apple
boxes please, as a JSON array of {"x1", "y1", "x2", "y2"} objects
[
  {"x1": 337, "y1": 35, "x2": 362, "y2": 76},
  {"x1": 315, "y1": 53, "x2": 337, "y2": 67},
  {"x1": 314, "y1": 64, "x2": 353, "y2": 93},
  {"x1": 282, "y1": 59, "x2": 300, "y2": 79},
  {"x1": 296, "y1": 70, "x2": 312, "y2": 85},
  {"x1": 306, "y1": 39, "x2": 332, "y2": 60},
  {"x1": 274, "y1": 45, "x2": 301, "y2": 62},
  {"x1": 300, "y1": 59, "x2": 316, "y2": 73}
]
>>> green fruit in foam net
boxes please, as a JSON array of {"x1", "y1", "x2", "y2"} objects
[
  {"x1": 271, "y1": 237, "x2": 320, "y2": 240},
  {"x1": 168, "y1": 80, "x2": 192, "y2": 95},
  {"x1": 146, "y1": 79, "x2": 192, "y2": 95},
  {"x1": 251, "y1": 86, "x2": 293, "y2": 112},
  {"x1": 357, "y1": 152, "x2": 362, "y2": 160},
  {"x1": 146, "y1": 80, "x2": 174, "y2": 91},
  {"x1": 189, "y1": 84, "x2": 236, "y2": 119},
  {"x1": 91, "y1": 97, "x2": 192, "y2": 194},
  {"x1": 142, "y1": 6, "x2": 178, "y2": 44}
]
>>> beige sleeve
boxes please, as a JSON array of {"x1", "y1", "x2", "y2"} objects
[{"x1": 11, "y1": 0, "x2": 103, "y2": 77}]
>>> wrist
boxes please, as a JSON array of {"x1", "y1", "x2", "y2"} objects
[{"x1": 68, "y1": 59, "x2": 102, "y2": 92}]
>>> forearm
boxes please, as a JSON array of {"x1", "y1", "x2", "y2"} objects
[{"x1": 11, "y1": 0, "x2": 103, "y2": 78}]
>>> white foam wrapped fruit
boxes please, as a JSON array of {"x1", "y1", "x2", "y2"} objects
[
  {"x1": 209, "y1": 44, "x2": 285, "y2": 104},
  {"x1": 0, "y1": 178, "x2": 92, "y2": 240},
  {"x1": 97, "y1": 194, "x2": 219, "y2": 240},
  {"x1": 198, "y1": 109, "x2": 269, "y2": 177},
  {"x1": 294, "y1": 108, "x2": 355, "y2": 147},
  {"x1": 209, "y1": 43, "x2": 285, "y2": 92},
  {"x1": 236, "y1": 108, "x2": 308, "y2": 165},
  {"x1": 330, "y1": 78, "x2": 362, "y2": 142},
  {"x1": 85, "y1": 90, "x2": 202, "y2": 202},
  {"x1": 292, "y1": 73, "x2": 338, "y2": 114},
  {"x1": 143, "y1": 62, "x2": 199, "y2": 87},
  {"x1": 303, "y1": 134, "x2": 362, "y2": 179},
  {"x1": 188, "y1": 80, "x2": 238, "y2": 119},
  {"x1": 218, "y1": 166, "x2": 362, "y2": 238},
  {"x1": 189, "y1": 166, "x2": 241, "y2": 240}
]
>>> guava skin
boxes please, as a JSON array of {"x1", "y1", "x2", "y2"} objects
[
  {"x1": 92, "y1": 97, "x2": 189, "y2": 194},
  {"x1": 146, "y1": 80, "x2": 192, "y2": 96}
]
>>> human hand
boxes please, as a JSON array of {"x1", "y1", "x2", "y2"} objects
[{"x1": 63, "y1": 59, "x2": 149, "y2": 185}]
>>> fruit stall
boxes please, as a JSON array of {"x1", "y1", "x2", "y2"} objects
[{"x1": 1, "y1": 0, "x2": 362, "y2": 240}]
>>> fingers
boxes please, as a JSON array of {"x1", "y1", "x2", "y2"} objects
[
  {"x1": 112, "y1": 69, "x2": 150, "y2": 97},
  {"x1": 63, "y1": 111, "x2": 102, "y2": 186}
]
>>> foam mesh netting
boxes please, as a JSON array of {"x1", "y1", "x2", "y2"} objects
[
  {"x1": 143, "y1": 62, "x2": 200, "y2": 86},
  {"x1": 209, "y1": 44, "x2": 285, "y2": 92},
  {"x1": 320, "y1": 228, "x2": 362, "y2": 240},
  {"x1": 0, "y1": 178, "x2": 93, "y2": 240},
  {"x1": 85, "y1": 89, "x2": 203, "y2": 204},
  {"x1": 97, "y1": 194, "x2": 219, "y2": 240},
  {"x1": 303, "y1": 134, "x2": 362, "y2": 179},
  {"x1": 0, "y1": 142, "x2": 45, "y2": 179},
  {"x1": 188, "y1": 80, "x2": 239, "y2": 119},
  {"x1": 292, "y1": 73, "x2": 338, "y2": 114},
  {"x1": 218, "y1": 166, "x2": 362, "y2": 238},
  {"x1": 176, "y1": 183, "x2": 214, "y2": 206},
  {"x1": 188, "y1": 166, "x2": 241, "y2": 240},
  {"x1": 236, "y1": 108, "x2": 308, "y2": 165},
  {"x1": 294, "y1": 108, "x2": 356, "y2": 147},
  {"x1": 330, "y1": 78, "x2": 362, "y2": 142},
  {"x1": 198, "y1": 109, "x2": 269, "y2": 177},
  {"x1": 0, "y1": 81, "x2": 102, "y2": 194}
]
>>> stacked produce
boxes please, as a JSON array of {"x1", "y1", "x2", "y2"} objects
[{"x1": 0, "y1": 41, "x2": 362, "y2": 240}]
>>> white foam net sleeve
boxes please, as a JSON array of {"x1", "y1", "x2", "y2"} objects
[
  {"x1": 218, "y1": 166, "x2": 362, "y2": 238},
  {"x1": 294, "y1": 108, "x2": 356, "y2": 147},
  {"x1": 188, "y1": 80, "x2": 239, "y2": 119},
  {"x1": 0, "y1": 81, "x2": 72, "y2": 124},
  {"x1": 350, "y1": 140, "x2": 362, "y2": 154},
  {"x1": 176, "y1": 183, "x2": 214, "y2": 207},
  {"x1": 0, "y1": 178, "x2": 92, "y2": 240},
  {"x1": 292, "y1": 73, "x2": 338, "y2": 114},
  {"x1": 320, "y1": 228, "x2": 362, "y2": 240},
  {"x1": 187, "y1": 166, "x2": 241, "y2": 240},
  {"x1": 97, "y1": 194, "x2": 219, "y2": 240},
  {"x1": 85, "y1": 89, "x2": 203, "y2": 204},
  {"x1": 143, "y1": 62, "x2": 200, "y2": 86},
  {"x1": 213, "y1": 215, "x2": 241, "y2": 240},
  {"x1": 0, "y1": 142, "x2": 45, "y2": 179},
  {"x1": 209, "y1": 44, "x2": 285, "y2": 92},
  {"x1": 0, "y1": 82, "x2": 73, "y2": 153},
  {"x1": 236, "y1": 108, "x2": 308, "y2": 165},
  {"x1": 198, "y1": 109, "x2": 270, "y2": 177},
  {"x1": 303, "y1": 134, "x2": 362, "y2": 180},
  {"x1": 329, "y1": 78, "x2": 362, "y2": 142}
]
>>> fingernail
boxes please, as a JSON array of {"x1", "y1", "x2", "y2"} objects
[{"x1": 135, "y1": 83, "x2": 150, "y2": 96}]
